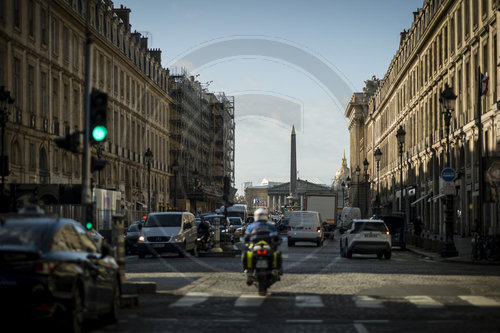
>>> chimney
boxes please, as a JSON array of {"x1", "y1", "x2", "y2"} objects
[
  {"x1": 112, "y1": 6, "x2": 131, "y2": 31},
  {"x1": 148, "y1": 48, "x2": 162, "y2": 65},
  {"x1": 140, "y1": 37, "x2": 148, "y2": 50}
]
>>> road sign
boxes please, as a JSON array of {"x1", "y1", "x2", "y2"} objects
[
  {"x1": 443, "y1": 181, "x2": 455, "y2": 195},
  {"x1": 441, "y1": 167, "x2": 456, "y2": 182}
]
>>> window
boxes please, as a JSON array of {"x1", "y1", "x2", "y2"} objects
[
  {"x1": 73, "y1": 34, "x2": 79, "y2": 67},
  {"x1": 52, "y1": 18, "x2": 59, "y2": 54},
  {"x1": 41, "y1": 9, "x2": 47, "y2": 45},
  {"x1": 52, "y1": 77, "x2": 58, "y2": 120},
  {"x1": 457, "y1": 6, "x2": 462, "y2": 45},
  {"x1": 0, "y1": 0, "x2": 5, "y2": 21},
  {"x1": 13, "y1": 57, "x2": 20, "y2": 106},
  {"x1": 13, "y1": 0, "x2": 20, "y2": 29},
  {"x1": 29, "y1": 143, "x2": 35, "y2": 170},
  {"x1": 473, "y1": 0, "x2": 478, "y2": 27},
  {"x1": 63, "y1": 26, "x2": 69, "y2": 60},
  {"x1": 0, "y1": 51, "x2": 4, "y2": 86},
  {"x1": 28, "y1": 66, "x2": 35, "y2": 127},
  {"x1": 28, "y1": 0, "x2": 34, "y2": 37}
]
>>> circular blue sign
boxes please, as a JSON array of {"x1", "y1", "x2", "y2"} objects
[{"x1": 441, "y1": 167, "x2": 456, "y2": 182}]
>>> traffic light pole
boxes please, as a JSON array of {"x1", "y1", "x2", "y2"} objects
[{"x1": 81, "y1": 20, "x2": 93, "y2": 225}]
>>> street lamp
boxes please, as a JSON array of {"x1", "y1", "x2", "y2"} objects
[
  {"x1": 171, "y1": 160, "x2": 179, "y2": 210},
  {"x1": 363, "y1": 158, "x2": 369, "y2": 217},
  {"x1": 396, "y1": 125, "x2": 406, "y2": 214},
  {"x1": 0, "y1": 86, "x2": 15, "y2": 203},
  {"x1": 355, "y1": 165, "x2": 360, "y2": 209},
  {"x1": 341, "y1": 181, "x2": 345, "y2": 207},
  {"x1": 346, "y1": 176, "x2": 351, "y2": 206},
  {"x1": 374, "y1": 147, "x2": 383, "y2": 214},
  {"x1": 144, "y1": 148, "x2": 153, "y2": 214},
  {"x1": 439, "y1": 83, "x2": 458, "y2": 257}
]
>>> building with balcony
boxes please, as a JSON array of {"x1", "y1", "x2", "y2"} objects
[{"x1": 347, "y1": 0, "x2": 500, "y2": 236}]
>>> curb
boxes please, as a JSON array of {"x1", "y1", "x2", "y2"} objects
[
  {"x1": 406, "y1": 246, "x2": 500, "y2": 265},
  {"x1": 122, "y1": 281, "x2": 157, "y2": 294},
  {"x1": 120, "y1": 294, "x2": 139, "y2": 308}
]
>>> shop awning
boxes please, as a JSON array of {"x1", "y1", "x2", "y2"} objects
[
  {"x1": 410, "y1": 194, "x2": 430, "y2": 207},
  {"x1": 428, "y1": 194, "x2": 445, "y2": 202}
]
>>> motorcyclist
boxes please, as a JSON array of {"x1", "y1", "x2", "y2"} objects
[
  {"x1": 197, "y1": 217, "x2": 212, "y2": 245},
  {"x1": 243, "y1": 208, "x2": 282, "y2": 282}
]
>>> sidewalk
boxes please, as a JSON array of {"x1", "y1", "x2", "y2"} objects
[{"x1": 406, "y1": 234, "x2": 500, "y2": 265}]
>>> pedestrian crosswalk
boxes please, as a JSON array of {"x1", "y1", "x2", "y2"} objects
[{"x1": 168, "y1": 293, "x2": 500, "y2": 309}]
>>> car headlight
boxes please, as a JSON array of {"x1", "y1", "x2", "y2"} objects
[{"x1": 139, "y1": 235, "x2": 145, "y2": 242}]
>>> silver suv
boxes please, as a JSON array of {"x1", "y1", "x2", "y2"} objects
[
  {"x1": 340, "y1": 219, "x2": 392, "y2": 259},
  {"x1": 137, "y1": 212, "x2": 198, "y2": 258}
]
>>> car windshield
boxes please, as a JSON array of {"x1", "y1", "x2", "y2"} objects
[
  {"x1": 128, "y1": 224, "x2": 140, "y2": 232},
  {"x1": 354, "y1": 222, "x2": 387, "y2": 232},
  {"x1": 0, "y1": 220, "x2": 52, "y2": 248},
  {"x1": 145, "y1": 215, "x2": 182, "y2": 227},
  {"x1": 229, "y1": 218, "x2": 241, "y2": 225}
]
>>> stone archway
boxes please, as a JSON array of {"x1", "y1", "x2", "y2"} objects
[{"x1": 39, "y1": 147, "x2": 49, "y2": 184}]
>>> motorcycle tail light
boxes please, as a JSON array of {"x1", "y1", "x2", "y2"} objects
[{"x1": 256, "y1": 249, "x2": 268, "y2": 255}]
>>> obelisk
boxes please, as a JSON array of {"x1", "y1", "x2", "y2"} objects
[{"x1": 290, "y1": 125, "x2": 297, "y2": 198}]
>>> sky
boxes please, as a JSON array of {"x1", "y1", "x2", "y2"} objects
[{"x1": 118, "y1": 0, "x2": 423, "y2": 194}]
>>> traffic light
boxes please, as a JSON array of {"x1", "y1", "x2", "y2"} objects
[
  {"x1": 54, "y1": 132, "x2": 80, "y2": 153},
  {"x1": 91, "y1": 156, "x2": 108, "y2": 172},
  {"x1": 90, "y1": 89, "x2": 108, "y2": 144},
  {"x1": 85, "y1": 203, "x2": 95, "y2": 230}
]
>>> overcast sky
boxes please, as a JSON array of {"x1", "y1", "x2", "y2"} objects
[{"x1": 118, "y1": 0, "x2": 423, "y2": 194}]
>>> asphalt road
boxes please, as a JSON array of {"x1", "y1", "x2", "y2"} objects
[{"x1": 91, "y1": 235, "x2": 500, "y2": 333}]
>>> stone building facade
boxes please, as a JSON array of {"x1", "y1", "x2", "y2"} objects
[
  {"x1": 347, "y1": 0, "x2": 500, "y2": 236},
  {"x1": 0, "y1": 0, "x2": 234, "y2": 217}
]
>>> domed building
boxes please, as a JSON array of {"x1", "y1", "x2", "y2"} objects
[{"x1": 332, "y1": 152, "x2": 350, "y2": 207}]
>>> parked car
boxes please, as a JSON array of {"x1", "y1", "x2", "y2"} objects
[
  {"x1": 125, "y1": 221, "x2": 141, "y2": 254},
  {"x1": 372, "y1": 214, "x2": 406, "y2": 249},
  {"x1": 340, "y1": 219, "x2": 392, "y2": 259},
  {"x1": 0, "y1": 215, "x2": 121, "y2": 332},
  {"x1": 137, "y1": 212, "x2": 198, "y2": 258},
  {"x1": 287, "y1": 211, "x2": 324, "y2": 247}
]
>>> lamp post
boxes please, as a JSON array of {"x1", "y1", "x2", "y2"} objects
[
  {"x1": 96, "y1": 143, "x2": 104, "y2": 188},
  {"x1": 341, "y1": 181, "x2": 345, "y2": 207},
  {"x1": 171, "y1": 160, "x2": 179, "y2": 210},
  {"x1": 439, "y1": 83, "x2": 458, "y2": 257},
  {"x1": 0, "y1": 86, "x2": 15, "y2": 203},
  {"x1": 363, "y1": 158, "x2": 369, "y2": 217},
  {"x1": 396, "y1": 126, "x2": 406, "y2": 214},
  {"x1": 374, "y1": 147, "x2": 383, "y2": 215},
  {"x1": 144, "y1": 148, "x2": 153, "y2": 214},
  {"x1": 355, "y1": 165, "x2": 360, "y2": 209},
  {"x1": 346, "y1": 176, "x2": 351, "y2": 206}
]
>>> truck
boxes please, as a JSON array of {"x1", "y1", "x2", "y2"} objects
[{"x1": 304, "y1": 194, "x2": 337, "y2": 237}]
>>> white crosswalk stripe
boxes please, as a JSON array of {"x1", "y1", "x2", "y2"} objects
[
  {"x1": 169, "y1": 292, "x2": 209, "y2": 307},
  {"x1": 405, "y1": 296, "x2": 444, "y2": 308},
  {"x1": 235, "y1": 294, "x2": 266, "y2": 307},
  {"x1": 459, "y1": 296, "x2": 500, "y2": 307},
  {"x1": 295, "y1": 295, "x2": 324, "y2": 307},
  {"x1": 354, "y1": 296, "x2": 383, "y2": 308}
]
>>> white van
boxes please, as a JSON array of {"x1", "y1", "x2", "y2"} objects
[
  {"x1": 339, "y1": 207, "x2": 361, "y2": 231},
  {"x1": 287, "y1": 211, "x2": 324, "y2": 247}
]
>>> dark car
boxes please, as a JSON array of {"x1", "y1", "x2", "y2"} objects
[
  {"x1": 125, "y1": 221, "x2": 141, "y2": 254},
  {"x1": 0, "y1": 216, "x2": 121, "y2": 332},
  {"x1": 372, "y1": 214, "x2": 407, "y2": 249}
]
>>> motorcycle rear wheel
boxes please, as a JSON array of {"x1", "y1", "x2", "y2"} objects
[{"x1": 257, "y1": 276, "x2": 268, "y2": 296}]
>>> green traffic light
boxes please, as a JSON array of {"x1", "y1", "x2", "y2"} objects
[
  {"x1": 86, "y1": 222, "x2": 93, "y2": 230},
  {"x1": 92, "y1": 126, "x2": 107, "y2": 142}
]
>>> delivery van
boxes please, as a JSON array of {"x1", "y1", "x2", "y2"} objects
[
  {"x1": 339, "y1": 207, "x2": 361, "y2": 232},
  {"x1": 287, "y1": 211, "x2": 324, "y2": 247}
]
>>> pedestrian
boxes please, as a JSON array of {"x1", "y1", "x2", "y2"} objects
[{"x1": 414, "y1": 216, "x2": 422, "y2": 236}]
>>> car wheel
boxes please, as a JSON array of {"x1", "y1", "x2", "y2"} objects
[
  {"x1": 101, "y1": 278, "x2": 120, "y2": 324},
  {"x1": 339, "y1": 243, "x2": 344, "y2": 257},
  {"x1": 384, "y1": 251, "x2": 392, "y2": 259},
  {"x1": 288, "y1": 240, "x2": 295, "y2": 247},
  {"x1": 67, "y1": 287, "x2": 84, "y2": 333},
  {"x1": 178, "y1": 243, "x2": 186, "y2": 257},
  {"x1": 377, "y1": 252, "x2": 383, "y2": 259},
  {"x1": 346, "y1": 250, "x2": 352, "y2": 258}
]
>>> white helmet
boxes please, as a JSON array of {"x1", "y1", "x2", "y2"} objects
[{"x1": 254, "y1": 208, "x2": 268, "y2": 222}]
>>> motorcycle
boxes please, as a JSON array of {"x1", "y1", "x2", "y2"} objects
[
  {"x1": 242, "y1": 231, "x2": 282, "y2": 295},
  {"x1": 196, "y1": 229, "x2": 214, "y2": 252}
]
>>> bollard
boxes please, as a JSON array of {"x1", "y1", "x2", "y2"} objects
[
  {"x1": 112, "y1": 214, "x2": 125, "y2": 284},
  {"x1": 209, "y1": 217, "x2": 223, "y2": 253}
]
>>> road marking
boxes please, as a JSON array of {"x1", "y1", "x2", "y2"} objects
[
  {"x1": 286, "y1": 319, "x2": 323, "y2": 324},
  {"x1": 459, "y1": 296, "x2": 500, "y2": 307},
  {"x1": 295, "y1": 295, "x2": 324, "y2": 307},
  {"x1": 353, "y1": 323, "x2": 369, "y2": 333},
  {"x1": 354, "y1": 296, "x2": 383, "y2": 308},
  {"x1": 169, "y1": 292, "x2": 209, "y2": 307},
  {"x1": 354, "y1": 320, "x2": 390, "y2": 324},
  {"x1": 213, "y1": 319, "x2": 250, "y2": 323},
  {"x1": 235, "y1": 294, "x2": 266, "y2": 307},
  {"x1": 405, "y1": 296, "x2": 443, "y2": 308}
]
